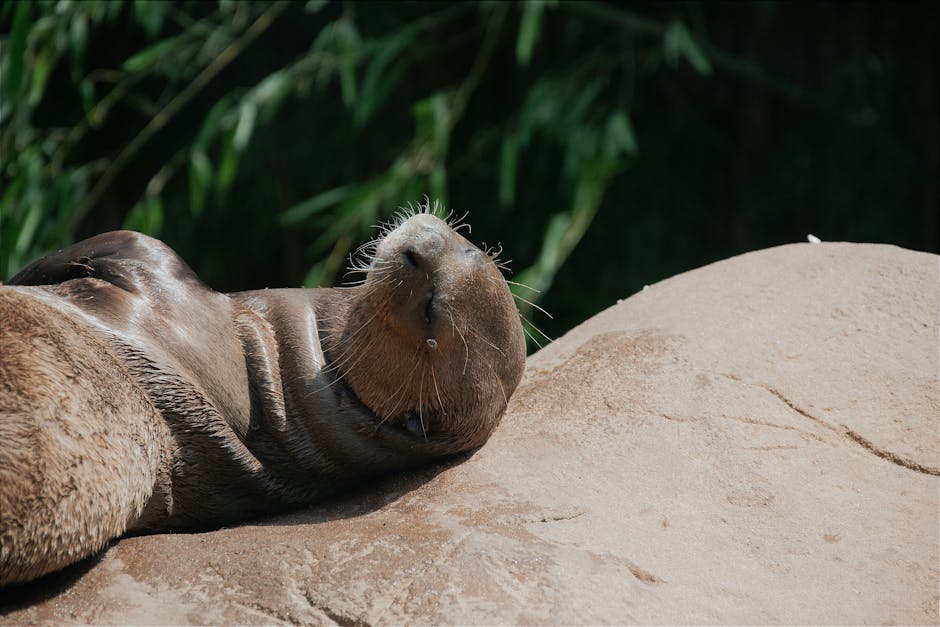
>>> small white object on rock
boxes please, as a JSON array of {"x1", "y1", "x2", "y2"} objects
[{"x1": 807, "y1": 234, "x2": 822, "y2": 243}]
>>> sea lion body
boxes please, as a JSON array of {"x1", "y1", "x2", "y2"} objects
[{"x1": 0, "y1": 211, "x2": 526, "y2": 586}]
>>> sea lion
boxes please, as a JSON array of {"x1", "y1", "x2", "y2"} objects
[{"x1": 0, "y1": 206, "x2": 526, "y2": 586}]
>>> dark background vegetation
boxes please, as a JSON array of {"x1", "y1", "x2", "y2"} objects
[{"x1": 2, "y1": 1, "x2": 937, "y2": 348}]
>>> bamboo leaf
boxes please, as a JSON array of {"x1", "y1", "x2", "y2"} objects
[
  {"x1": 354, "y1": 57, "x2": 408, "y2": 128},
  {"x1": 430, "y1": 165, "x2": 447, "y2": 204},
  {"x1": 499, "y1": 134, "x2": 519, "y2": 205},
  {"x1": 28, "y1": 48, "x2": 53, "y2": 106},
  {"x1": 605, "y1": 110, "x2": 639, "y2": 158},
  {"x1": 215, "y1": 136, "x2": 241, "y2": 199},
  {"x1": 123, "y1": 195, "x2": 164, "y2": 236},
  {"x1": 333, "y1": 19, "x2": 361, "y2": 107},
  {"x1": 310, "y1": 199, "x2": 368, "y2": 255},
  {"x1": 79, "y1": 79, "x2": 95, "y2": 117},
  {"x1": 413, "y1": 92, "x2": 451, "y2": 157},
  {"x1": 3, "y1": 1, "x2": 31, "y2": 99},
  {"x1": 122, "y1": 37, "x2": 178, "y2": 72},
  {"x1": 69, "y1": 11, "x2": 89, "y2": 83},
  {"x1": 302, "y1": 262, "x2": 326, "y2": 289},
  {"x1": 431, "y1": 92, "x2": 451, "y2": 155},
  {"x1": 355, "y1": 29, "x2": 415, "y2": 127},
  {"x1": 664, "y1": 20, "x2": 712, "y2": 75},
  {"x1": 189, "y1": 150, "x2": 212, "y2": 216},
  {"x1": 280, "y1": 184, "x2": 359, "y2": 225},
  {"x1": 516, "y1": 1, "x2": 545, "y2": 67},
  {"x1": 233, "y1": 100, "x2": 257, "y2": 150},
  {"x1": 14, "y1": 203, "x2": 41, "y2": 258},
  {"x1": 305, "y1": 0, "x2": 328, "y2": 14},
  {"x1": 144, "y1": 194, "x2": 164, "y2": 235},
  {"x1": 133, "y1": 0, "x2": 166, "y2": 37},
  {"x1": 194, "y1": 96, "x2": 232, "y2": 151},
  {"x1": 563, "y1": 77, "x2": 603, "y2": 128},
  {"x1": 255, "y1": 70, "x2": 290, "y2": 104},
  {"x1": 516, "y1": 211, "x2": 569, "y2": 297}
]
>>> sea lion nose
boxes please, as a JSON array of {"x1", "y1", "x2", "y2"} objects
[
  {"x1": 401, "y1": 227, "x2": 446, "y2": 271},
  {"x1": 403, "y1": 248, "x2": 420, "y2": 268}
]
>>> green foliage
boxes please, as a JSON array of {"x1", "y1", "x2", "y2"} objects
[
  {"x1": 1, "y1": 1, "x2": 934, "y2": 351},
  {"x1": 0, "y1": 2, "x2": 661, "y2": 297}
]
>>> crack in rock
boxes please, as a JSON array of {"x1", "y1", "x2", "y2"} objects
[
  {"x1": 760, "y1": 384, "x2": 939, "y2": 477},
  {"x1": 512, "y1": 509, "x2": 586, "y2": 524},
  {"x1": 656, "y1": 413, "x2": 703, "y2": 424},
  {"x1": 843, "y1": 427, "x2": 940, "y2": 476},
  {"x1": 656, "y1": 411, "x2": 823, "y2": 442},
  {"x1": 534, "y1": 511, "x2": 585, "y2": 523}
]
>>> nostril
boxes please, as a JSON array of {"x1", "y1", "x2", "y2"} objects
[{"x1": 403, "y1": 248, "x2": 419, "y2": 268}]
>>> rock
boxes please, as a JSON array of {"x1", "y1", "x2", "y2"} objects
[{"x1": 1, "y1": 242, "x2": 937, "y2": 625}]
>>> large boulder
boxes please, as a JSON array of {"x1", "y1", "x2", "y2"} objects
[{"x1": 2, "y1": 242, "x2": 937, "y2": 625}]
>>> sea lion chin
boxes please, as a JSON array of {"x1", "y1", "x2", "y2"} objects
[
  {"x1": 0, "y1": 203, "x2": 526, "y2": 586},
  {"x1": 326, "y1": 213, "x2": 526, "y2": 446}
]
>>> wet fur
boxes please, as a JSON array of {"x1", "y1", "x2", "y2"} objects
[{"x1": 0, "y1": 207, "x2": 525, "y2": 586}]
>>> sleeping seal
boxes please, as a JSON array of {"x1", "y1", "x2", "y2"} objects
[{"x1": 0, "y1": 206, "x2": 525, "y2": 586}]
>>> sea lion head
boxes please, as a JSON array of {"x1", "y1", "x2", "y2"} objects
[{"x1": 326, "y1": 207, "x2": 526, "y2": 452}]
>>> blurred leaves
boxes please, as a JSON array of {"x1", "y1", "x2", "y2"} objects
[
  {"x1": 0, "y1": 0, "x2": 663, "y2": 298},
  {"x1": 0, "y1": 0, "x2": 781, "y2": 344},
  {"x1": 1, "y1": 0, "x2": 288, "y2": 275},
  {"x1": 1, "y1": 1, "x2": 927, "y2": 352}
]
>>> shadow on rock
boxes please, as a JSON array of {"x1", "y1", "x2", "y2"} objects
[
  {"x1": 0, "y1": 549, "x2": 106, "y2": 612},
  {"x1": 252, "y1": 452, "x2": 470, "y2": 528}
]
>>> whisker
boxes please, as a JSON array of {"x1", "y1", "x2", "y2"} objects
[
  {"x1": 510, "y1": 293, "x2": 553, "y2": 319},
  {"x1": 486, "y1": 361, "x2": 509, "y2": 408},
  {"x1": 376, "y1": 348, "x2": 423, "y2": 429},
  {"x1": 429, "y1": 363, "x2": 447, "y2": 416},
  {"x1": 521, "y1": 323, "x2": 544, "y2": 349},
  {"x1": 445, "y1": 304, "x2": 471, "y2": 375},
  {"x1": 466, "y1": 326, "x2": 506, "y2": 357},
  {"x1": 493, "y1": 259, "x2": 513, "y2": 273},
  {"x1": 504, "y1": 279, "x2": 540, "y2": 294},
  {"x1": 518, "y1": 310, "x2": 553, "y2": 344},
  {"x1": 448, "y1": 210, "x2": 472, "y2": 235},
  {"x1": 418, "y1": 362, "x2": 428, "y2": 439}
]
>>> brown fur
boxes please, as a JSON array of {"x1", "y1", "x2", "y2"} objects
[
  {"x1": 0, "y1": 290, "x2": 170, "y2": 585},
  {"x1": 0, "y1": 211, "x2": 525, "y2": 586}
]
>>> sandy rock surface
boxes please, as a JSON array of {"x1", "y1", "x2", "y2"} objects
[{"x1": 1, "y1": 242, "x2": 937, "y2": 625}]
